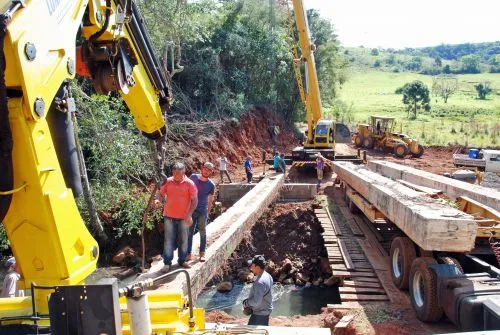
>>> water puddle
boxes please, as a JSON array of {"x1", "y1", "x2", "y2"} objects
[{"x1": 196, "y1": 282, "x2": 340, "y2": 317}]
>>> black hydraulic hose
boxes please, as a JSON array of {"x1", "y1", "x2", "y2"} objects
[
  {"x1": 0, "y1": 14, "x2": 13, "y2": 223},
  {"x1": 89, "y1": 0, "x2": 111, "y2": 45}
]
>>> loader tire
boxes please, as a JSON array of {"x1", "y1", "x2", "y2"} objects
[
  {"x1": 390, "y1": 237, "x2": 416, "y2": 290},
  {"x1": 394, "y1": 143, "x2": 409, "y2": 158},
  {"x1": 354, "y1": 135, "x2": 364, "y2": 148},
  {"x1": 411, "y1": 144, "x2": 425, "y2": 158},
  {"x1": 409, "y1": 257, "x2": 443, "y2": 322},
  {"x1": 362, "y1": 136, "x2": 375, "y2": 149}
]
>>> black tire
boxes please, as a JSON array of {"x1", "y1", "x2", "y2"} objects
[
  {"x1": 362, "y1": 137, "x2": 375, "y2": 149},
  {"x1": 409, "y1": 257, "x2": 443, "y2": 322},
  {"x1": 390, "y1": 237, "x2": 416, "y2": 290},
  {"x1": 411, "y1": 144, "x2": 425, "y2": 158},
  {"x1": 354, "y1": 135, "x2": 364, "y2": 148},
  {"x1": 393, "y1": 143, "x2": 409, "y2": 158},
  {"x1": 437, "y1": 256, "x2": 463, "y2": 274}
]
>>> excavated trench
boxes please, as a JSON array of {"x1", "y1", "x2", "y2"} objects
[{"x1": 195, "y1": 200, "x2": 341, "y2": 317}]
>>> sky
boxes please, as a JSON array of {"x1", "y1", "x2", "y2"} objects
[{"x1": 304, "y1": 0, "x2": 500, "y2": 49}]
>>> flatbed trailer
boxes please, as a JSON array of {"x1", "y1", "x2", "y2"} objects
[{"x1": 334, "y1": 162, "x2": 500, "y2": 331}]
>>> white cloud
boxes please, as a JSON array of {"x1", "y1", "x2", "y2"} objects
[{"x1": 304, "y1": 0, "x2": 500, "y2": 48}]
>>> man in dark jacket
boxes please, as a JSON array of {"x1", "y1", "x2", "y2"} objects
[{"x1": 243, "y1": 255, "x2": 273, "y2": 326}]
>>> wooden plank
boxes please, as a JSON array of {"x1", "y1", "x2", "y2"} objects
[
  {"x1": 343, "y1": 280, "x2": 381, "y2": 288},
  {"x1": 397, "y1": 179, "x2": 443, "y2": 197},
  {"x1": 341, "y1": 294, "x2": 389, "y2": 302},
  {"x1": 333, "y1": 271, "x2": 377, "y2": 278},
  {"x1": 327, "y1": 302, "x2": 363, "y2": 309},
  {"x1": 327, "y1": 209, "x2": 343, "y2": 236},
  {"x1": 334, "y1": 315, "x2": 354, "y2": 334},
  {"x1": 331, "y1": 264, "x2": 348, "y2": 271},
  {"x1": 338, "y1": 239, "x2": 355, "y2": 271},
  {"x1": 339, "y1": 286, "x2": 386, "y2": 294},
  {"x1": 348, "y1": 277, "x2": 380, "y2": 283}
]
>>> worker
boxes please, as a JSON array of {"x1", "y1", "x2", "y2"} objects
[
  {"x1": 273, "y1": 151, "x2": 281, "y2": 171},
  {"x1": 316, "y1": 153, "x2": 325, "y2": 190},
  {"x1": 376, "y1": 121, "x2": 381, "y2": 135},
  {"x1": 219, "y1": 154, "x2": 232, "y2": 184},
  {"x1": 242, "y1": 255, "x2": 273, "y2": 326},
  {"x1": 158, "y1": 162, "x2": 198, "y2": 273},
  {"x1": 187, "y1": 162, "x2": 216, "y2": 263},
  {"x1": 0, "y1": 257, "x2": 23, "y2": 298},
  {"x1": 245, "y1": 155, "x2": 253, "y2": 184}
]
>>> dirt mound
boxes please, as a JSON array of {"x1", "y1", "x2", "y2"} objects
[{"x1": 215, "y1": 201, "x2": 331, "y2": 286}]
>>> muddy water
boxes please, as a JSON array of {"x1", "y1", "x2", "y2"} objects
[{"x1": 196, "y1": 282, "x2": 340, "y2": 317}]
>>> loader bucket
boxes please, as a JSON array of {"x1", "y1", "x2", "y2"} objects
[{"x1": 335, "y1": 123, "x2": 351, "y2": 143}]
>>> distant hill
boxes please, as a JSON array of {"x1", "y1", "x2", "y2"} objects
[{"x1": 343, "y1": 41, "x2": 500, "y2": 75}]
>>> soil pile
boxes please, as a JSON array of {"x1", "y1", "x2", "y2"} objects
[{"x1": 216, "y1": 201, "x2": 334, "y2": 287}]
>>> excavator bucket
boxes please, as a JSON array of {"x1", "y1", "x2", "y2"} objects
[{"x1": 335, "y1": 123, "x2": 351, "y2": 143}]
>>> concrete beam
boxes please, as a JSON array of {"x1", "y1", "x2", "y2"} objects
[
  {"x1": 160, "y1": 174, "x2": 285, "y2": 299},
  {"x1": 334, "y1": 162, "x2": 476, "y2": 252},
  {"x1": 218, "y1": 183, "x2": 316, "y2": 203},
  {"x1": 368, "y1": 160, "x2": 500, "y2": 210}
]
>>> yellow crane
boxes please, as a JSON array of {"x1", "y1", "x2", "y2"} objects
[{"x1": 283, "y1": 0, "x2": 356, "y2": 167}]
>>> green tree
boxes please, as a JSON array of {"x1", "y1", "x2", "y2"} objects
[
  {"x1": 474, "y1": 81, "x2": 492, "y2": 99},
  {"x1": 402, "y1": 81, "x2": 431, "y2": 119},
  {"x1": 432, "y1": 76, "x2": 458, "y2": 103},
  {"x1": 370, "y1": 48, "x2": 379, "y2": 56},
  {"x1": 460, "y1": 54, "x2": 481, "y2": 73}
]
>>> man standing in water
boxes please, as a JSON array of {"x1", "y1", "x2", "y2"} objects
[{"x1": 243, "y1": 255, "x2": 273, "y2": 326}]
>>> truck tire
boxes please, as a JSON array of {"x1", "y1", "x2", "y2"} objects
[
  {"x1": 362, "y1": 136, "x2": 375, "y2": 149},
  {"x1": 390, "y1": 237, "x2": 416, "y2": 290},
  {"x1": 394, "y1": 143, "x2": 409, "y2": 158},
  {"x1": 354, "y1": 135, "x2": 364, "y2": 148},
  {"x1": 409, "y1": 257, "x2": 443, "y2": 322},
  {"x1": 437, "y1": 256, "x2": 463, "y2": 274},
  {"x1": 411, "y1": 144, "x2": 425, "y2": 158}
]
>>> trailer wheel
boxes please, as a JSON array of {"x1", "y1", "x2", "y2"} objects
[
  {"x1": 394, "y1": 143, "x2": 409, "y2": 158},
  {"x1": 437, "y1": 256, "x2": 463, "y2": 274},
  {"x1": 409, "y1": 257, "x2": 443, "y2": 322},
  {"x1": 354, "y1": 135, "x2": 364, "y2": 148},
  {"x1": 390, "y1": 237, "x2": 416, "y2": 290},
  {"x1": 411, "y1": 144, "x2": 424, "y2": 158}
]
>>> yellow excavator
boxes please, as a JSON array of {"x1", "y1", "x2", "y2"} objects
[
  {"x1": 0, "y1": 0, "x2": 208, "y2": 334},
  {"x1": 284, "y1": 0, "x2": 358, "y2": 168}
]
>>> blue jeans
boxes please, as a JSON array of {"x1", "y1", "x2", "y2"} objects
[
  {"x1": 187, "y1": 210, "x2": 208, "y2": 255},
  {"x1": 248, "y1": 314, "x2": 269, "y2": 326},
  {"x1": 163, "y1": 217, "x2": 189, "y2": 265}
]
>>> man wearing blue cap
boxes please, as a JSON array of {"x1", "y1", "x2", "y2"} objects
[
  {"x1": 242, "y1": 254, "x2": 273, "y2": 326},
  {"x1": 0, "y1": 257, "x2": 23, "y2": 298}
]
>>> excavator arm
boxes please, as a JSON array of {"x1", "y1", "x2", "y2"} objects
[{"x1": 0, "y1": 0, "x2": 171, "y2": 317}]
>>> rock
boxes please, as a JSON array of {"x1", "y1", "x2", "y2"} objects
[
  {"x1": 282, "y1": 259, "x2": 292, "y2": 273},
  {"x1": 112, "y1": 246, "x2": 136, "y2": 264},
  {"x1": 312, "y1": 278, "x2": 323, "y2": 286},
  {"x1": 320, "y1": 257, "x2": 332, "y2": 274},
  {"x1": 289, "y1": 267, "x2": 298, "y2": 275},
  {"x1": 283, "y1": 278, "x2": 294, "y2": 285},
  {"x1": 295, "y1": 278, "x2": 306, "y2": 286},
  {"x1": 217, "y1": 282, "x2": 233, "y2": 292},
  {"x1": 324, "y1": 276, "x2": 341, "y2": 287},
  {"x1": 238, "y1": 269, "x2": 251, "y2": 282},
  {"x1": 288, "y1": 231, "x2": 297, "y2": 238},
  {"x1": 311, "y1": 257, "x2": 318, "y2": 264},
  {"x1": 278, "y1": 273, "x2": 287, "y2": 282},
  {"x1": 305, "y1": 282, "x2": 312, "y2": 288}
]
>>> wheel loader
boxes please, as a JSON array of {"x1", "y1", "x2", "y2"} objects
[{"x1": 352, "y1": 116, "x2": 424, "y2": 158}]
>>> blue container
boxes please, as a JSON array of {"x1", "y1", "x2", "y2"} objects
[{"x1": 469, "y1": 148, "x2": 479, "y2": 159}]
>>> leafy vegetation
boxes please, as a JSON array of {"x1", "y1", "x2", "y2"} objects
[{"x1": 402, "y1": 81, "x2": 431, "y2": 119}]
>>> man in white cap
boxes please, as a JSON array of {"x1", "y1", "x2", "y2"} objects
[
  {"x1": 316, "y1": 152, "x2": 325, "y2": 189},
  {"x1": 0, "y1": 257, "x2": 24, "y2": 298}
]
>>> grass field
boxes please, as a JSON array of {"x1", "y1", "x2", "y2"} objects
[{"x1": 326, "y1": 69, "x2": 500, "y2": 147}]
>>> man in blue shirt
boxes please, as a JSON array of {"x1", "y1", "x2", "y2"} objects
[
  {"x1": 187, "y1": 162, "x2": 216, "y2": 262},
  {"x1": 245, "y1": 155, "x2": 253, "y2": 184},
  {"x1": 243, "y1": 255, "x2": 273, "y2": 326},
  {"x1": 273, "y1": 152, "x2": 281, "y2": 172}
]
